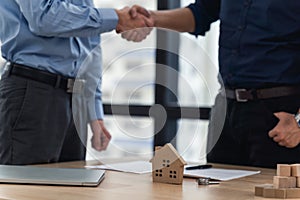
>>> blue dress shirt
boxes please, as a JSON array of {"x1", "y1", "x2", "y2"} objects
[
  {"x1": 0, "y1": 0, "x2": 118, "y2": 120},
  {"x1": 188, "y1": 0, "x2": 300, "y2": 88}
]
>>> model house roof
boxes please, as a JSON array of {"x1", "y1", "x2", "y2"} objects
[{"x1": 150, "y1": 143, "x2": 187, "y2": 166}]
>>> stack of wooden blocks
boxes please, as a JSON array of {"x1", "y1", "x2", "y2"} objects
[{"x1": 255, "y1": 164, "x2": 300, "y2": 198}]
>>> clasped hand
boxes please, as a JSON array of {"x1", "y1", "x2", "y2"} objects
[
  {"x1": 269, "y1": 112, "x2": 300, "y2": 148},
  {"x1": 115, "y1": 5, "x2": 153, "y2": 42},
  {"x1": 90, "y1": 120, "x2": 111, "y2": 151}
]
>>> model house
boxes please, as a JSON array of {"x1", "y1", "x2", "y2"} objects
[{"x1": 150, "y1": 143, "x2": 187, "y2": 184}]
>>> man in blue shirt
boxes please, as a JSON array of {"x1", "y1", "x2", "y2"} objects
[
  {"x1": 0, "y1": 0, "x2": 152, "y2": 164},
  {"x1": 127, "y1": 1, "x2": 300, "y2": 168}
]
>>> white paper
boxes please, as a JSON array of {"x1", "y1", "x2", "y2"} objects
[
  {"x1": 86, "y1": 161, "x2": 260, "y2": 180},
  {"x1": 184, "y1": 167, "x2": 260, "y2": 181},
  {"x1": 85, "y1": 161, "x2": 152, "y2": 174}
]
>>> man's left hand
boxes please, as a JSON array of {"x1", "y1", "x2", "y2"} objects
[
  {"x1": 269, "y1": 112, "x2": 300, "y2": 148},
  {"x1": 90, "y1": 120, "x2": 111, "y2": 151}
]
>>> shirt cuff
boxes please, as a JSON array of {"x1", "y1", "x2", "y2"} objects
[
  {"x1": 95, "y1": 100, "x2": 104, "y2": 120},
  {"x1": 97, "y1": 8, "x2": 118, "y2": 32},
  {"x1": 87, "y1": 100, "x2": 104, "y2": 121}
]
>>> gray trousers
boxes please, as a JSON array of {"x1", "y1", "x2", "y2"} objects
[{"x1": 0, "y1": 73, "x2": 87, "y2": 165}]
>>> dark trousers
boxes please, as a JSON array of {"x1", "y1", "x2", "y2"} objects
[
  {"x1": 0, "y1": 74, "x2": 86, "y2": 165},
  {"x1": 207, "y1": 92, "x2": 300, "y2": 168}
]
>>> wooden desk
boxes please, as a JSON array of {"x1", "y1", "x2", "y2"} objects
[{"x1": 0, "y1": 161, "x2": 296, "y2": 200}]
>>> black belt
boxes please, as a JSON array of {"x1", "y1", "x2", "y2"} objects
[
  {"x1": 225, "y1": 86, "x2": 300, "y2": 102},
  {"x1": 4, "y1": 62, "x2": 85, "y2": 93}
]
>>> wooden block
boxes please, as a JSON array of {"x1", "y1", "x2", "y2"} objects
[
  {"x1": 262, "y1": 187, "x2": 276, "y2": 198},
  {"x1": 291, "y1": 164, "x2": 300, "y2": 177},
  {"x1": 274, "y1": 176, "x2": 290, "y2": 188},
  {"x1": 263, "y1": 187, "x2": 286, "y2": 198},
  {"x1": 254, "y1": 184, "x2": 273, "y2": 197},
  {"x1": 288, "y1": 176, "x2": 297, "y2": 188},
  {"x1": 286, "y1": 188, "x2": 300, "y2": 198},
  {"x1": 277, "y1": 164, "x2": 291, "y2": 176},
  {"x1": 297, "y1": 177, "x2": 300, "y2": 188},
  {"x1": 273, "y1": 176, "x2": 296, "y2": 188},
  {"x1": 274, "y1": 188, "x2": 287, "y2": 199}
]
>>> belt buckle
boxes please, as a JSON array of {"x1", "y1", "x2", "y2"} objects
[
  {"x1": 67, "y1": 79, "x2": 86, "y2": 93},
  {"x1": 235, "y1": 88, "x2": 248, "y2": 102}
]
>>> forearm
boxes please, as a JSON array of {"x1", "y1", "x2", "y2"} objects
[
  {"x1": 15, "y1": 0, "x2": 118, "y2": 37},
  {"x1": 151, "y1": 8, "x2": 195, "y2": 33}
]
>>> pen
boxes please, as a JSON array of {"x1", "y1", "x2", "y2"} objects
[{"x1": 185, "y1": 164, "x2": 213, "y2": 170}]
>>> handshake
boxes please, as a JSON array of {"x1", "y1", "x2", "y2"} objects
[{"x1": 115, "y1": 5, "x2": 154, "y2": 42}]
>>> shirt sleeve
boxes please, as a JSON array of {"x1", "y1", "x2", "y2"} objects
[
  {"x1": 86, "y1": 84, "x2": 104, "y2": 121},
  {"x1": 187, "y1": 0, "x2": 220, "y2": 36},
  {"x1": 94, "y1": 86, "x2": 104, "y2": 120},
  {"x1": 80, "y1": 46, "x2": 104, "y2": 121},
  {"x1": 14, "y1": 0, "x2": 118, "y2": 37}
]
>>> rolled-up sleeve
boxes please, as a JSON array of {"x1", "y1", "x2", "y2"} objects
[{"x1": 187, "y1": 0, "x2": 220, "y2": 36}]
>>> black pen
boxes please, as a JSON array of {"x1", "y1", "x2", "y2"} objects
[{"x1": 185, "y1": 164, "x2": 213, "y2": 170}]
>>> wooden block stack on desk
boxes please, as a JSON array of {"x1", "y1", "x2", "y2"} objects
[{"x1": 255, "y1": 164, "x2": 300, "y2": 199}]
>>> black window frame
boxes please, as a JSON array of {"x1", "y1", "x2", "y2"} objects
[{"x1": 103, "y1": 0, "x2": 211, "y2": 149}]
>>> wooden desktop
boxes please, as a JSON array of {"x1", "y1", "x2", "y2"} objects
[{"x1": 0, "y1": 160, "x2": 290, "y2": 200}]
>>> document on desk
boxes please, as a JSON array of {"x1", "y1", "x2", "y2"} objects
[
  {"x1": 184, "y1": 167, "x2": 261, "y2": 181},
  {"x1": 86, "y1": 161, "x2": 260, "y2": 180},
  {"x1": 85, "y1": 161, "x2": 152, "y2": 174}
]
